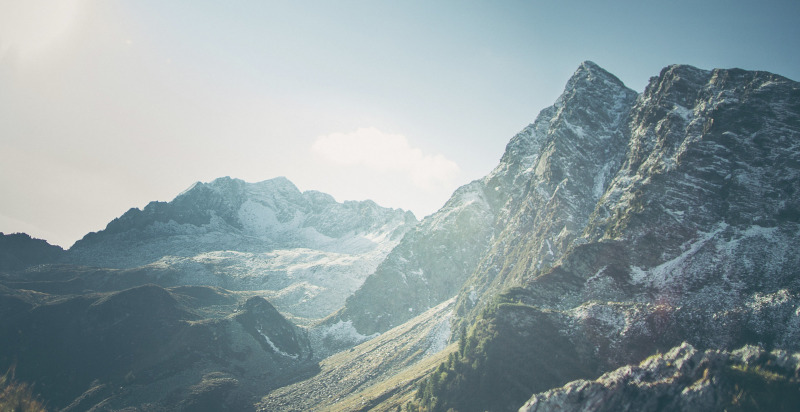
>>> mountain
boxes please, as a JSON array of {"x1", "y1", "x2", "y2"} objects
[
  {"x1": 321, "y1": 181, "x2": 496, "y2": 338},
  {"x1": 326, "y1": 62, "x2": 638, "y2": 343},
  {"x1": 401, "y1": 62, "x2": 800, "y2": 411},
  {"x1": 68, "y1": 176, "x2": 415, "y2": 268},
  {"x1": 63, "y1": 176, "x2": 417, "y2": 321},
  {"x1": 0, "y1": 232, "x2": 64, "y2": 271}
]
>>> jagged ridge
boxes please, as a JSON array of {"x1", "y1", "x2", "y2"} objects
[{"x1": 67, "y1": 176, "x2": 416, "y2": 268}]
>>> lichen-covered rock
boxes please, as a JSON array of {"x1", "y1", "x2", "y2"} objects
[{"x1": 520, "y1": 342, "x2": 800, "y2": 412}]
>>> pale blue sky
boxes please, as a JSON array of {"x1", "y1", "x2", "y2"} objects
[{"x1": 1, "y1": 0, "x2": 798, "y2": 247}]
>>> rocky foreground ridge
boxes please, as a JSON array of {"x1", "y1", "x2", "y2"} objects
[{"x1": 520, "y1": 342, "x2": 800, "y2": 412}]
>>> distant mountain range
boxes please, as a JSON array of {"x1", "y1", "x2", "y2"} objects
[
  {"x1": 58, "y1": 177, "x2": 414, "y2": 322},
  {"x1": 1, "y1": 61, "x2": 798, "y2": 411},
  {"x1": 67, "y1": 176, "x2": 415, "y2": 268}
]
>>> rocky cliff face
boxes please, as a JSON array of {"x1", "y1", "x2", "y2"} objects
[
  {"x1": 324, "y1": 180, "x2": 496, "y2": 338},
  {"x1": 410, "y1": 62, "x2": 800, "y2": 411},
  {"x1": 322, "y1": 62, "x2": 631, "y2": 342},
  {"x1": 328, "y1": 63, "x2": 640, "y2": 339},
  {"x1": 453, "y1": 61, "x2": 638, "y2": 320}
]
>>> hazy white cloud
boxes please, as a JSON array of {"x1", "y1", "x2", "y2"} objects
[{"x1": 312, "y1": 127, "x2": 460, "y2": 190}]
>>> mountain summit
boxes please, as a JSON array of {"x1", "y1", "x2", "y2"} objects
[
  {"x1": 68, "y1": 176, "x2": 416, "y2": 268},
  {"x1": 329, "y1": 61, "x2": 639, "y2": 338}
]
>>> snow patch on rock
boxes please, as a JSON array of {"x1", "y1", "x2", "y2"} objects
[{"x1": 257, "y1": 323, "x2": 299, "y2": 359}]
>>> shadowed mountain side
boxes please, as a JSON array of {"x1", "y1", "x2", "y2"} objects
[
  {"x1": 0, "y1": 284, "x2": 315, "y2": 410},
  {"x1": 0, "y1": 232, "x2": 64, "y2": 271}
]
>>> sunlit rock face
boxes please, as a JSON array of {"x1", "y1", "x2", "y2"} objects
[
  {"x1": 326, "y1": 180, "x2": 497, "y2": 337},
  {"x1": 325, "y1": 64, "x2": 635, "y2": 338},
  {"x1": 463, "y1": 64, "x2": 800, "y2": 352},
  {"x1": 331, "y1": 62, "x2": 638, "y2": 339},
  {"x1": 410, "y1": 63, "x2": 800, "y2": 411}
]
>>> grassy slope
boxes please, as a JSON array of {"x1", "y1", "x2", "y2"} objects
[{"x1": 259, "y1": 299, "x2": 457, "y2": 411}]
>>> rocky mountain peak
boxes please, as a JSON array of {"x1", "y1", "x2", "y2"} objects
[
  {"x1": 66, "y1": 176, "x2": 417, "y2": 268},
  {"x1": 497, "y1": 61, "x2": 633, "y2": 170},
  {"x1": 554, "y1": 61, "x2": 636, "y2": 129},
  {"x1": 331, "y1": 62, "x2": 641, "y2": 341},
  {"x1": 174, "y1": 176, "x2": 303, "y2": 220},
  {"x1": 563, "y1": 60, "x2": 627, "y2": 95}
]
